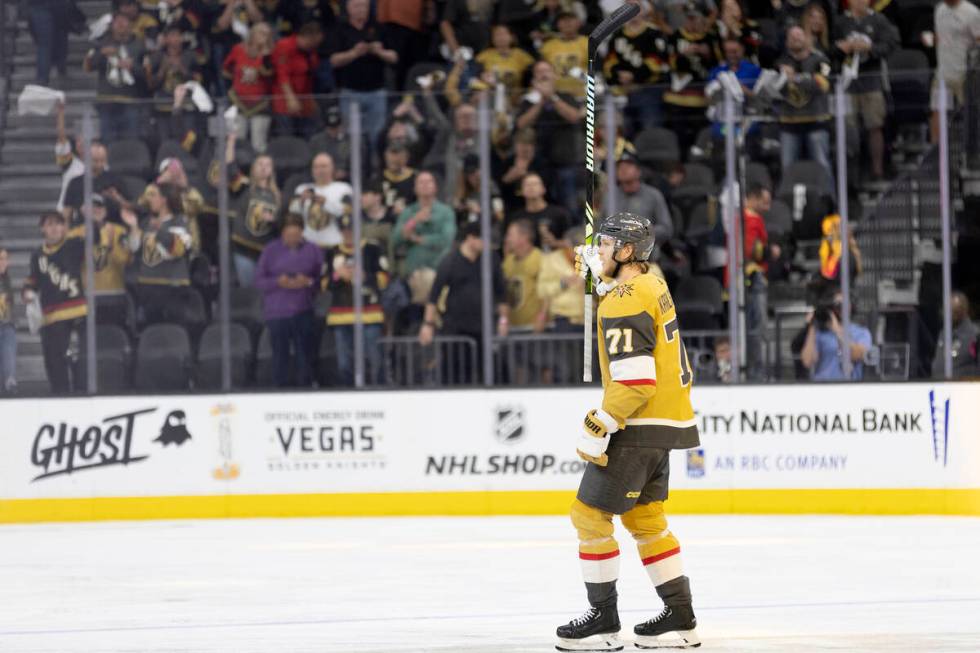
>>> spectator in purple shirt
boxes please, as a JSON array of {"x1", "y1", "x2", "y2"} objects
[{"x1": 255, "y1": 213, "x2": 324, "y2": 387}]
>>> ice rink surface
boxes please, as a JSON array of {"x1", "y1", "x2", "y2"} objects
[{"x1": 1, "y1": 514, "x2": 979, "y2": 653}]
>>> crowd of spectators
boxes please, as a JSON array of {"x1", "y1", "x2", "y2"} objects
[{"x1": 10, "y1": 0, "x2": 980, "y2": 393}]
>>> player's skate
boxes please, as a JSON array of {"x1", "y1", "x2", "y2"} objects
[
  {"x1": 556, "y1": 606, "x2": 624, "y2": 651},
  {"x1": 633, "y1": 604, "x2": 700, "y2": 649}
]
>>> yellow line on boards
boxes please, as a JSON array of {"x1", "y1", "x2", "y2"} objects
[{"x1": 1, "y1": 489, "x2": 979, "y2": 523}]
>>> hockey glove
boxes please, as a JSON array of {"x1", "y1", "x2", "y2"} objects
[
  {"x1": 573, "y1": 245, "x2": 617, "y2": 297},
  {"x1": 577, "y1": 409, "x2": 619, "y2": 466}
]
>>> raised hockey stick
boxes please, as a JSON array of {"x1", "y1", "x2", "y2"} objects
[{"x1": 583, "y1": 2, "x2": 640, "y2": 383}]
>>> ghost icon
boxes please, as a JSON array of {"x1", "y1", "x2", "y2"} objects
[{"x1": 155, "y1": 410, "x2": 192, "y2": 446}]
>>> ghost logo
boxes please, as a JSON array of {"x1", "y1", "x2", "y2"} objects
[
  {"x1": 155, "y1": 410, "x2": 192, "y2": 446},
  {"x1": 494, "y1": 406, "x2": 525, "y2": 444}
]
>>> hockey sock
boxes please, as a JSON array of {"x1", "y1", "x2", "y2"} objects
[{"x1": 655, "y1": 575, "x2": 693, "y2": 607}]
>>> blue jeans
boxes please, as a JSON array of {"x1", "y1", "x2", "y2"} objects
[
  {"x1": 339, "y1": 88, "x2": 387, "y2": 164},
  {"x1": 0, "y1": 323, "x2": 16, "y2": 390},
  {"x1": 28, "y1": 6, "x2": 67, "y2": 85},
  {"x1": 266, "y1": 310, "x2": 316, "y2": 387},
  {"x1": 98, "y1": 103, "x2": 143, "y2": 144},
  {"x1": 234, "y1": 252, "x2": 257, "y2": 289},
  {"x1": 332, "y1": 322, "x2": 383, "y2": 386},
  {"x1": 780, "y1": 127, "x2": 834, "y2": 195}
]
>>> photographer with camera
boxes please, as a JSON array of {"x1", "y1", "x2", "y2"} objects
[{"x1": 798, "y1": 288, "x2": 873, "y2": 381}]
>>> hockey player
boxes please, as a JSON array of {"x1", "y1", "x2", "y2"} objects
[{"x1": 556, "y1": 212, "x2": 700, "y2": 652}]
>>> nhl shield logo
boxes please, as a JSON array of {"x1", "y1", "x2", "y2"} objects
[{"x1": 494, "y1": 406, "x2": 525, "y2": 444}]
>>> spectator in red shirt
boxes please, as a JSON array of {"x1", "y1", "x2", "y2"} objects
[
  {"x1": 223, "y1": 22, "x2": 274, "y2": 152},
  {"x1": 271, "y1": 21, "x2": 323, "y2": 139},
  {"x1": 730, "y1": 182, "x2": 774, "y2": 379}
]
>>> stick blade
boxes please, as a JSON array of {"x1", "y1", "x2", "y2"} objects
[{"x1": 589, "y1": 3, "x2": 641, "y2": 53}]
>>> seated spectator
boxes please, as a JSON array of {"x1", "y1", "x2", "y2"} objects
[
  {"x1": 509, "y1": 172, "x2": 571, "y2": 252},
  {"x1": 0, "y1": 245, "x2": 15, "y2": 395},
  {"x1": 663, "y1": 0, "x2": 718, "y2": 31},
  {"x1": 216, "y1": 134, "x2": 281, "y2": 287},
  {"x1": 125, "y1": 183, "x2": 195, "y2": 326},
  {"x1": 613, "y1": 157, "x2": 673, "y2": 245},
  {"x1": 502, "y1": 219, "x2": 546, "y2": 333},
  {"x1": 799, "y1": 288, "x2": 873, "y2": 381},
  {"x1": 496, "y1": 127, "x2": 546, "y2": 212},
  {"x1": 254, "y1": 213, "x2": 323, "y2": 387},
  {"x1": 539, "y1": 10, "x2": 589, "y2": 99},
  {"x1": 329, "y1": 0, "x2": 399, "y2": 163},
  {"x1": 516, "y1": 60, "x2": 583, "y2": 213},
  {"x1": 359, "y1": 180, "x2": 396, "y2": 253},
  {"x1": 375, "y1": 143, "x2": 417, "y2": 217},
  {"x1": 392, "y1": 171, "x2": 457, "y2": 277},
  {"x1": 84, "y1": 11, "x2": 149, "y2": 143},
  {"x1": 418, "y1": 222, "x2": 508, "y2": 383},
  {"x1": 62, "y1": 141, "x2": 129, "y2": 225},
  {"x1": 712, "y1": 335, "x2": 733, "y2": 383},
  {"x1": 453, "y1": 154, "x2": 505, "y2": 235},
  {"x1": 289, "y1": 153, "x2": 354, "y2": 250},
  {"x1": 22, "y1": 213, "x2": 90, "y2": 394},
  {"x1": 324, "y1": 214, "x2": 389, "y2": 385},
  {"x1": 474, "y1": 24, "x2": 536, "y2": 106},
  {"x1": 664, "y1": 2, "x2": 720, "y2": 153},
  {"x1": 932, "y1": 291, "x2": 979, "y2": 378},
  {"x1": 603, "y1": 5, "x2": 670, "y2": 136},
  {"x1": 147, "y1": 24, "x2": 206, "y2": 145},
  {"x1": 223, "y1": 22, "x2": 275, "y2": 153},
  {"x1": 832, "y1": 0, "x2": 899, "y2": 182},
  {"x1": 776, "y1": 26, "x2": 834, "y2": 194},
  {"x1": 271, "y1": 21, "x2": 323, "y2": 138}
]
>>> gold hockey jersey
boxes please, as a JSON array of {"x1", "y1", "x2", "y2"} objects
[{"x1": 597, "y1": 273, "x2": 700, "y2": 449}]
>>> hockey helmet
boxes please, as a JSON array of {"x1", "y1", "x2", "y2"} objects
[{"x1": 595, "y1": 212, "x2": 656, "y2": 262}]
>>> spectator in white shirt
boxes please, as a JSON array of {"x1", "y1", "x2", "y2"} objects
[{"x1": 930, "y1": 0, "x2": 980, "y2": 141}]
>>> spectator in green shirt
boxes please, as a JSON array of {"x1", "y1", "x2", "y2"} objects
[{"x1": 392, "y1": 171, "x2": 457, "y2": 277}]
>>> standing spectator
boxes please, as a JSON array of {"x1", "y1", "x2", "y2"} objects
[
  {"x1": 62, "y1": 142, "x2": 129, "y2": 225},
  {"x1": 508, "y1": 172, "x2": 571, "y2": 251},
  {"x1": 539, "y1": 10, "x2": 590, "y2": 98},
  {"x1": 0, "y1": 245, "x2": 15, "y2": 395},
  {"x1": 930, "y1": 0, "x2": 980, "y2": 142},
  {"x1": 329, "y1": 0, "x2": 399, "y2": 164},
  {"x1": 310, "y1": 106, "x2": 355, "y2": 180},
  {"x1": 375, "y1": 143, "x2": 417, "y2": 217},
  {"x1": 221, "y1": 134, "x2": 281, "y2": 287},
  {"x1": 716, "y1": 0, "x2": 763, "y2": 64},
  {"x1": 801, "y1": 3, "x2": 832, "y2": 55},
  {"x1": 418, "y1": 222, "x2": 509, "y2": 383},
  {"x1": 537, "y1": 225, "x2": 586, "y2": 380},
  {"x1": 392, "y1": 171, "x2": 457, "y2": 277},
  {"x1": 420, "y1": 94, "x2": 479, "y2": 204},
  {"x1": 271, "y1": 21, "x2": 323, "y2": 138},
  {"x1": 474, "y1": 24, "x2": 536, "y2": 105},
  {"x1": 603, "y1": 6, "x2": 671, "y2": 136},
  {"x1": 289, "y1": 152, "x2": 353, "y2": 250},
  {"x1": 812, "y1": 207, "x2": 863, "y2": 300},
  {"x1": 706, "y1": 38, "x2": 761, "y2": 141},
  {"x1": 516, "y1": 60, "x2": 583, "y2": 213},
  {"x1": 502, "y1": 219, "x2": 546, "y2": 332},
  {"x1": 932, "y1": 291, "x2": 979, "y2": 378},
  {"x1": 324, "y1": 215, "x2": 389, "y2": 385},
  {"x1": 440, "y1": 0, "x2": 495, "y2": 60},
  {"x1": 776, "y1": 26, "x2": 834, "y2": 193},
  {"x1": 662, "y1": 0, "x2": 718, "y2": 31},
  {"x1": 254, "y1": 213, "x2": 323, "y2": 387},
  {"x1": 728, "y1": 183, "x2": 773, "y2": 379},
  {"x1": 157, "y1": 157, "x2": 206, "y2": 255},
  {"x1": 202, "y1": 0, "x2": 264, "y2": 97},
  {"x1": 88, "y1": 195, "x2": 134, "y2": 297},
  {"x1": 223, "y1": 22, "x2": 275, "y2": 153},
  {"x1": 378, "y1": 0, "x2": 429, "y2": 91},
  {"x1": 800, "y1": 288, "x2": 873, "y2": 381},
  {"x1": 84, "y1": 12, "x2": 149, "y2": 143},
  {"x1": 22, "y1": 212, "x2": 88, "y2": 394},
  {"x1": 613, "y1": 157, "x2": 673, "y2": 245},
  {"x1": 54, "y1": 101, "x2": 85, "y2": 213},
  {"x1": 147, "y1": 24, "x2": 205, "y2": 144},
  {"x1": 124, "y1": 183, "x2": 195, "y2": 326},
  {"x1": 664, "y1": 2, "x2": 721, "y2": 154},
  {"x1": 22, "y1": 0, "x2": 70, "y2": 85},
  {"x1": 833, "y1": 0, "x2": 898, "y2": 182},
  {"x1": 453, "y1": 153, "x2": 505, "y2": 233}
]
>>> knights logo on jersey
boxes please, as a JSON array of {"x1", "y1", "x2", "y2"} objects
[
  {"x1": 0, "y1": 293, "x2": 9, "y2": 322},
  {"x1": 687, "y1": 448, "x2": 706, "y2": 478},
  {"x1": 245, "y1": 198, "x2": 277, "y2": 237},
  {"x1": 494, "y1": 405, "x2": 525, "y2": 444}
]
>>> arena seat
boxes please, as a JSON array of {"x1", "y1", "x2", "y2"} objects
[
  {"x1": 134, "y1": 323, "x2": 193, "y2": 390},
  {"x1": 195, "y1": 322, "x2": 253, "y2": 389}
]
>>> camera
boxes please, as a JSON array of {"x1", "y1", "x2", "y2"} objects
[{"x1": 813, "y1": 302, "x2": 841, "y2": 331}]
